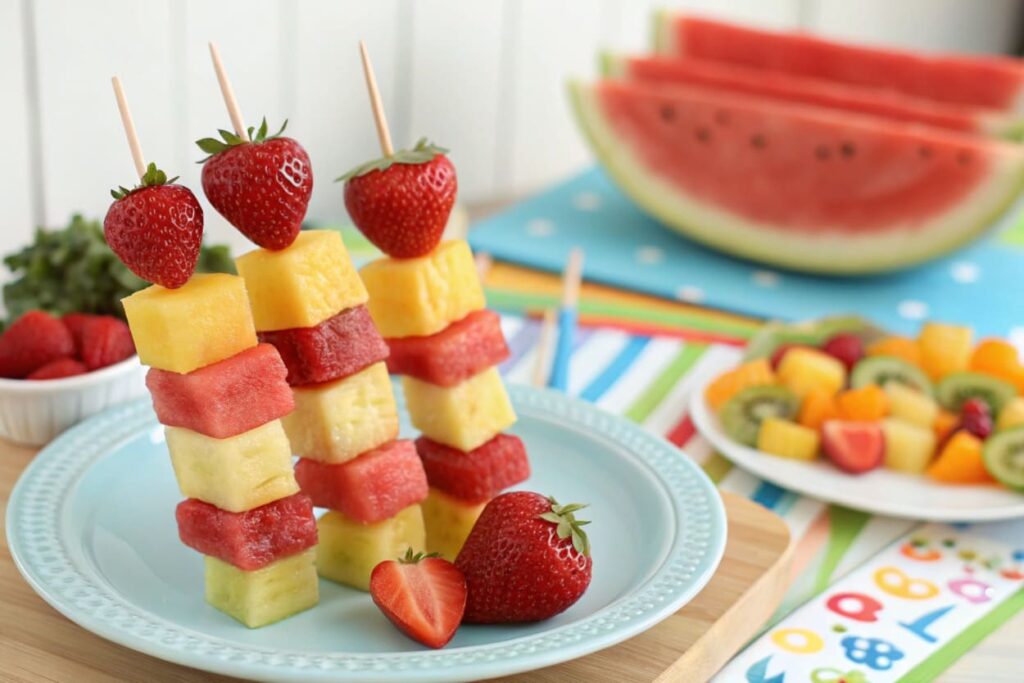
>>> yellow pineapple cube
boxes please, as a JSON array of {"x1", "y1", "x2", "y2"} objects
[
  {"x1": 882, "y1": 418, "x2": 937, "y2": 474},
  {"x1": 918, "y1": 322, "x2": 973, "y2": 380},
  {"x1": 235, "y1": 230, "x2": 368, "y2": 332},
  {"x1": 421, "y1": 488, "x2": 487, "y2": 561},
  {"x1": 403, "y1": 367, "x2": 516, "y2": 451},
  {"x1": 167, "y1": 420, "x2": 298, "y2": 513},
  {"x1": 282, "y1": 361, "x2": 398, "y2": 463},
  {"x1": 777, "y1": 348, "x2": 846, "y2": 399},
  {"x1": 205, "y1": 548, "x2": 318, "y2": 628},
  {"x1": 756, "y1": 418, "x2": 820, "y2": 461},
  {"x1": 998, "y1": 397, "x2": 1024, "y2": 431},
  {"x1": 359, "y1": 240, "x2": 485, "y2": 338},
  {"x1": 316, "y1": 505, "x2": 425, "y2": 591},
  {"x1": 122, "y1": 274, "x2": 257, "y2": 374},
  {"x1": 884, "y1": 383, "x2": 939, "y2": 428}
]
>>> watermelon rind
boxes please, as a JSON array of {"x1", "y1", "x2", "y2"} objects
[{"x1": 568, "y1": 80, "x2": 1024, "y2": 274}]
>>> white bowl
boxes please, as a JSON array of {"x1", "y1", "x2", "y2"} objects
[{"x1": 0, "y1": 356, "x2": 148, "y2": 446}]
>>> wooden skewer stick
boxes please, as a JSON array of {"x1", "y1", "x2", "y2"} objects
[
  {"x1": 209, "y1": 42, "x2": 249, "y2": 142},
  {"x1": 474, "y1": 251, "x2": 493, "y2": 280},
  {"x1": 561, "y1": 247, "x2": 584, "y2": 309},
  {"x1": 111, "y1": 76, "x2": 146, "y2": 179},
  {"x1": 359, "y1": 40, "x2": 394, "y2": 157},
  {"x1": 532, "y1": 308, "x2": 557, "y2": 387}
]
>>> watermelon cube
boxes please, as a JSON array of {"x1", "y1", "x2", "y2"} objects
[
  {"x1": 258, "y1": 305, "x2": 389, "y2": 387},
  {"x1": 316, "y1": 504, "x2": 425, "y2": 591},
  {"x1": 294, "y1": 440, "x2": 428, "y2": 523},
  {"x1": 421, "y1": 487, "x2": 486, "y2": 561},
  {"x1": 205, "y1": 548, "x2": 319, "y2": 628},
  {"x1": 416, "y1": 433, "x2": 529, "y2": 503},
  {"x1": 177, "y1": 493, "x2": 318, "y2": 571},
  {"x1": 386, "y1": 309, "x2": 510, "y2": 387},
  {"x1": 147, "y1": 344, "x2": 293, "y2": 439}
]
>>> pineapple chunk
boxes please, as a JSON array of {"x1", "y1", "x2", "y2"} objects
[
  {"x1": 757, "y1": 418, "x2": 819, "y2": 461},
  {"x1": 777, "y1": 348, "x2": 846, "y2": 399},
  {"x1": 918, "y1": 322, "x2": 973, "y2": 380},
  {"x1": 235, "y1": 230, "x2": 368, "y2": 332},
  {"x1": 884, "y1": 383, "x2": 939, "y2": 428},
  {"x1": 316, "y1": 505, "x2": 425, "y2": 591},
  {"x1": 359, "y1": 240, "x2": 485, "y2": 338},
  {"x1": 122, "y1": 274, "x2": 257, "y2": 374},
  {"x1": 421, "y1": 487, "x2": 487, "y2": 561},
  {"x1": 403, "y1": 367, "x2": 516, "y2": 451},
  {"x1": 167, "y1": 420, "x2": 298, "y2": 513},
  {"x1": 882, "y1": 418, "x2": 937, "y2": 474},
  {"x1": 282, "y1": 361, "x2": 398, "y2": 463},
  {"x1": 998, "y1": 397, "x2": 1024, "y2": 431},
  {"x1": 205, "y1": 548, "x2": 318, "y2": 628}
]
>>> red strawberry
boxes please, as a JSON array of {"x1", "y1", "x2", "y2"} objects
[
  {"x1": 822, "y1": 333, "x2": 865, "y2": 371},
  {"x1": 822, "y1": 420, "x2": 884, "y2": 474},
  {"x1": 62, "y1": 313, "x2": 91, "y2": 356},
  {"x1": 341, "y1": 139, "x2": 456, "y2": 258},
  {"x1": 104, "y1": 163, "x2": 203, "y2": 289},
  {"x1": 27, "y1": 357, "x2": 88, "y2": 380},
  {"x1": 78, "y1": 316, "x2": 135, "y2": 370},
  {"x1": 455, "y1": 491, "x2": 592, "y2": 624},
  {"x1": 0, "y1": 311, "x2": 75, "y2": 378},
  {"x1": 197, "y1": 119, "x2": 311, "y2": 250},
  {"x1": 369, "y1": 549, "x2": 467, "y2": 649}
]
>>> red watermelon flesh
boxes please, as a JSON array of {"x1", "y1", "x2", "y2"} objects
[
  {"x1": 147, "y1": 343, "x2": 293, "y2": 439},
  {"x1": 571, "y1": 79, "x2": 1024, "y2": 273},
  {"x1": 416, "y1": 434, "x2": 530, "y2": 504},
  {"x1": 656, "y1": 14, "x2": 1024, "y2": 113},
  {"x1": 258, "y1": 305, "x2": 389, "y2": 387},
  {"x1": 294, "y1": 440, "x2": 428, "y2": 524},
  {"x1": 609, "y1": 54, "x2": 1016, "y2": 137},
  {"x1": 385, "y1": 309, "x2": 510, "y2": 387},
  {"x1": 176, "y1": 493, "x2": 318, "y2": 571}
]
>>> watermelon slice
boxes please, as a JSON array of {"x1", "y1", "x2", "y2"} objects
[
  {"x1": 604, "y1": 54, "x2": 1022, "y2": 139},
  {"x1": 654, "y1": 14, "x2": 1024, "y2": 113},
  {"x1": 570, "y1": 79, "x2": 1024, "y2": 273}
]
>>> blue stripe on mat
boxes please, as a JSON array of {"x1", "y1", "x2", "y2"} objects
[
  {"x1": 578, "y1": 336, "x2": 651, "y2": 403},
  {"x1": 751, "y1": 481, "x2": 788, "y2": 510}
]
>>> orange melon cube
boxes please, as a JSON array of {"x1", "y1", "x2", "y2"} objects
[
  {"x1": 836, "y1": 384, "x2": 889, "y2": 421},
  {"x1": 970, "y1": 339, "x2": 1021, "y2": 382},
  {"x1": 866, "y1": 336, "x2": 922, "y2": 367},
  {"x1": 798, "y1": 388, "x2": 839, "y2": 430},
  {"x1": 705, "y1": 359, "x2": 774, "y2": 411},
  {"x1": 927, "y1": 431, "x2": 995, "y2": 484}
]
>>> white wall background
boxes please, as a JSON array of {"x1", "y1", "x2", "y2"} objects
[{"x1": 2, "y1": 0, "x2": 1022, "y2": 257}]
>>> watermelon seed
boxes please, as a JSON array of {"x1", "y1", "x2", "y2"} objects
[
  {"x1": 957, "y1": 151, "x2": 972, "y2": 165},
  {"x1": 750, "y1": 134, "x2": 766, "y2": 149},
  {"x1": 815, "y1": 146, "x2": 831, "y2": 161},
  {"x1": 840, "y1": 142, "x2": 856, "y2": 158},
  {"x1": 714, "y1": 110, "x2": 730, "y2": 126},
  {"x1": 919, "y1": 146, "x2": 933, "y2": 159},
  {"x1": 695, "y1": 126, "x2": 711, "y2": 143},
  {"x1": 660, "y1": 105, "x2": 675, "y2": 122}
]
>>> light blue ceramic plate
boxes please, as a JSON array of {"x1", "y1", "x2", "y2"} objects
[{"x1": 7, "y1": 384, "x2": 727, "y2": 682}]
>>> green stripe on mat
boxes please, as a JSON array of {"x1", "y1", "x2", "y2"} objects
[
  {"x1": 815, "y1": 505, "x2": 871, "y2": 593},
  {"x1": 702, "y1": 453, "x2": 733, "y2": 484},
  {"x1": 485, "y1": 288, "x2": 759, "y2": 339},
  {"x1": 897, "y1": 588, "x2": 1024, "y2": 682},
  {"x1": 625, "y1": 344, "x2": 707, "y2": 423},
  {"x1": 999, "y1": 211, "x2": 1024, "y2": 247}
]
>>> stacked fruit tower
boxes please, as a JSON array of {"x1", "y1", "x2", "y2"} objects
[{"x1": 235, "y1": 230, "x2": 431, "y2": 591}]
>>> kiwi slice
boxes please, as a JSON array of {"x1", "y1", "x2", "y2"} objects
[
  {"x1": 721, "y1": 385, "x2": 799, "y2": 447},
  {"x1": 850, "y1": 356, "x2": 933, "y2": 395},
  {"x1": 935, "y1": 371, "x2": 1017, "y2": 414},
  {"x1": 982, "y1": 427, "x2": 1024, "y2": 491}
]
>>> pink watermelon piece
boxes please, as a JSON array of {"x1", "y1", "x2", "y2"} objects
[
  {"x1": 147, "y1": 343, "x2": 293, "y2": 439},
  {"x1": 294, "y1": 440, "x2": 428, "y2": 524},
  {"x1": 258, "y1": 305, "x2": 389, "y2": 387},
  {"x1": 176, "y1": 493, "x2": 318, "y2": 571},
  {"x1": 416, "y1": 434, "x2": 530, "y2": 504},
  {"x1": 607, "y1": 54, "x2": 1019, "y2": 138},
  {"x1": 386, "y1": 309, "x2": 510, "y2": 387},
  {"x1": 655, "y1": 14, "x2": 1024, "y2": 113},
  {"x1": 570, "y1": 79, "x2": 1024, "y2": 273}
]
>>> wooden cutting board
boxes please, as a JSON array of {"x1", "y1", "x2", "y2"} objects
[{"x1": 1, "y1": 435, "x2": 790, "y2": 683}]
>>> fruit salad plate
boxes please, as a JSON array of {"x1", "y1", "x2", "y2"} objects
[
  {"x1": 690, "y1": 375, "x2": 1024, "y2": 522},
  {"x1": 7, "y1": 384, "x2": 726, "y2": 683}
]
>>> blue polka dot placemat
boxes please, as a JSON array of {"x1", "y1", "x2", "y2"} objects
[{"x1": 469, "y1": 167, "x2": 1024, "y2": 341}]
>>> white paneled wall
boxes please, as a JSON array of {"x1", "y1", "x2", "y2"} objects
[{"x1": 2, "y1": 0, "x2": 1022, "y2": 252}]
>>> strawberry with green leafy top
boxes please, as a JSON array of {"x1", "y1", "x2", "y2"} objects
[
  {"x1": 455, "y1": 491, "x2": 593, "y2": 624},
  {"x1": 197, "y1": 119, "x2": 312, "y2": 250},
  {"x1": 339, "y1": 139, "x2": 457, "y2": 258},
  {"x1": 103, "y1": 163, "x2": 204, "y2": 289}
]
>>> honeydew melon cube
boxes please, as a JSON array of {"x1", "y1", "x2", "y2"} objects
[
  {"x1": 235, "y1": 230, "x2": 368, "y2": 332},
  {"x1": 167, "y1": 420, "x2": 299, "y2": 513},
  {"x1": 884, "y1": 382, "x2": 939, "y2": 428},
  {"x1": 359, "y1": 240, "x2": 485, "y2": 338},
  {"x1": 882, "y1": 418, "x2": 937, "y2": 474},
  {"x1": 282, "y1": 361, "x2": 398, "y2": 463},
  {"x1": 402, "y1": 367, "x2": 517, "y2": 451},
  {"x1": 122, "y1": 274, "x2": 258, "y2": 374},
  {"x1": 205, "y1": 548, "x2": 319, "y2": 628},
  {"x1": 316, "y1": 504, "x2": 425, "y2": 591},
  {"x1": 420, "y1": 487, "x2": 486, "y2": 561}
]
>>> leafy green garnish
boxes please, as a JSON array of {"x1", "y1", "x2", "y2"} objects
[
  {"x1": 335, "y1": 138, "x2": 448, "y2": 182},
  {"x1": 2, "y1": 214, "x2": 235, "y2": 327},
  {"x1": 195, "y1": 118, "x2": 288, "y2": 162},
  {"x1": 110, "y1": 162, "x2": 179, "y2": 200}
]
